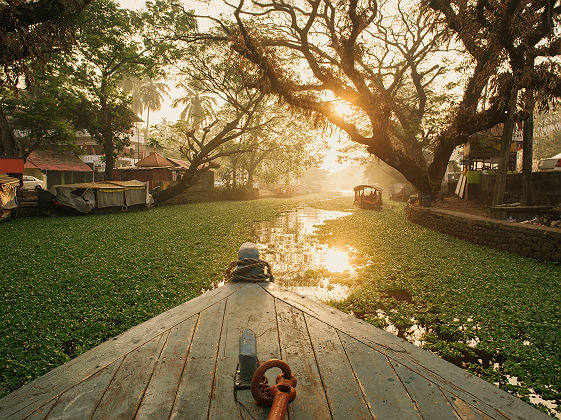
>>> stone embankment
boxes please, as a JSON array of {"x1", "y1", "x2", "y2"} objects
[{"x1": 408, "y1": 206, "x2": 561, "y2": 263}]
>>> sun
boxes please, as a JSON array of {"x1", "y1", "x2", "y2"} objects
[{"x1": 332, "y1": 101, "x2": 354, "y2": 117}]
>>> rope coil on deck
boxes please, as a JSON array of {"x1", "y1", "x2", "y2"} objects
[{"x1": 225, "y1": 258, "x2": 274, "y2": 283}]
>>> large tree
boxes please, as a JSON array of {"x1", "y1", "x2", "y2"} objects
[
  {"x1": 0, "y1": 0, "x2": 92, "y2": 88},
  {"x1": 216, "y1": 97, "x2": 326, "y2": 188},
  {"x1": 0, "y1": 0, "x2": 92, "y2": 157},
  {"x1": 220, "y1": 0, "x2": 561, "y2": 195},
  {"x1": 64, "y1": 0, "x2": 195, "y2": 180},
  {"x1": 151, "y1": 42, "x2": 275, "y2": 203},
  {"x1": 0, "y1": 72, "x2": 79, "y2": 159}
]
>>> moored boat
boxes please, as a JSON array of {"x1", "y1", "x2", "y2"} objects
[
  {"x1": 38, "y1": 180, "x2": 153, "y2": 216},
  {"x1": 0, "y1": 175, "x2": 19, "y2": 221}
]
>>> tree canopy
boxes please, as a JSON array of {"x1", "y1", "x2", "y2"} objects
[
  {"x1": 62, "y1": 0, "x2": 196, "y2": 180},
  {"x1": 218, "y1": 0, "x2": 561, "y2": 194}
]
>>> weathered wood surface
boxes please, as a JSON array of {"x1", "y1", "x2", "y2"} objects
[{"x1": 0, "y1": 282, "x2": 549, "y2": 419}]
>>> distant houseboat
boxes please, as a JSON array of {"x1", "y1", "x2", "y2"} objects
[{"x1": 353, "y1": 184, "x2": 383, "y2": 210}]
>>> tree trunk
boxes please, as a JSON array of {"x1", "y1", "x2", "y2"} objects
[
  {"x1": 521, "y1": 89, "x2": 534, "y2": 206},
  {"x1": 100, "y1": 93, "x2": 115, "y2": 181},
  {"x1": 232, "y1": 165, "x2": 238, "y2": 189},
  {"x1": 144, "y1": 107, "x2": 150, "y2": 142},
  {"x1": 428, "y1": 130, "x2": 466, "y2": 196},
  {"x1": 0, "y1": 101, "x2": 16, "y2": 156},
  {"x1": 492, "y1": 91, "x2": 518, "y2": 206},
  {"x1": 247, "y1": 168, "x2": 254, "y2": 188},
  {"x1": 366, "y1": 143, "x2": 432, "y2": 195},
  {"x1": 153, "y1": 168, "x2": 199, "y2": 204}
]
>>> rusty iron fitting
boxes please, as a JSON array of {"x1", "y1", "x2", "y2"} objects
[
  {"x1": 250, "y1": 359, "x2": 297, "y2": 406},
  {"x1": 267, "y1": 386, "x2": 296, "y2": 420}
]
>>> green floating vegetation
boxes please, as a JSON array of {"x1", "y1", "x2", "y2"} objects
[
  {"x1": 2, "y1": 194, "x2": 559, "y2": 417},
  {"x1": 0, "y1": 195, "x2": 324, "y2": 398},
  {"x1": 315, "y1": 198, "x2": 561, "y2": 417}
]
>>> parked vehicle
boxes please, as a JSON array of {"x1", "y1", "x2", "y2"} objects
[
  {"x1": 22, "y1": 175, "x2": 44, "y2": 190},
  {"x1": 537, "y1": 152, "x2": 561, "y2": 171}
]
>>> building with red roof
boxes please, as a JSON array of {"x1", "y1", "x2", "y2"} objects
[{"x1": 24, "y1": 147, "x2": 93, "y2": 188}]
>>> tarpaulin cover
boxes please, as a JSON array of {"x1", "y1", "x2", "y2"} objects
[
  {"x1": 0, "y1": 189, "x2": 17, "y2": 209},
  {"x1": 95, "y1": 188, "x2": 124, "y2": 208},
  {"x1": 124, "y1": 188, "x2": 145, "y2": 206},
  {"x1": 105, "y1": 181, "x2": 149, "y2": 207},
  {"x1": 49, "y1": 185, "x2": 95, "y2": 213},
  {"x1": 47, "y1": 180, "x2": 150, "y2": 211},
  {"x1": 0, "y1": 176, "x2": 19, "y2": 209}
]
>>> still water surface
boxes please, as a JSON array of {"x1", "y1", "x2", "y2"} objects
[{"x1": 253, "y1": 206, "x2": 360, "y2": 301}]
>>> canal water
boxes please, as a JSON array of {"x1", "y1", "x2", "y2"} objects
[{"x1": 252, "y1": 206, "x2": 360, "y2": 301}]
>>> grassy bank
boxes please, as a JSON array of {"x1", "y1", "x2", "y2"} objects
[
  {"x1": 0, "y1": 195, "x2": 323, "y2": 398},
  {"x1": 314, "y1": 198, "x2": 561, "y2": 417}
]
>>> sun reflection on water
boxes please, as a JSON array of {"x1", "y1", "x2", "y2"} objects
[
  {"x1": 253, "y1": 206, "x2": 361, "y2": 301},
  {"x1": 317, "y1": 247, "x2": 352, "y2": 273}
]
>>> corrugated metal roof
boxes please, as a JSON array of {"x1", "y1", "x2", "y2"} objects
[{"x1": 167, "y1": 157, "x2": 190, "y2": 169}]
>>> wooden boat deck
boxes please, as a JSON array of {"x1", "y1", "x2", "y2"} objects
[{"x1": 0, "y1": 282, "x2": 547, "y2": 419}]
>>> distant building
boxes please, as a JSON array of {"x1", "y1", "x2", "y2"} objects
[
  {"x1": 114, "y1": 152, "x2": 213, "y2": 192},
  {"x1": 24, "y1": 147, "x2": 93, "y2": 188},
  {"x1": 75, "y1": 115, "x2": 150, "y2": 174}
]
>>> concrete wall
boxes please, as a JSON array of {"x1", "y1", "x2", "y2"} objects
[
  {"x1": 480, "y1": 171, "x2": 561, "y2": 205},
  {"x1": 408, "y1": 206, "x2": 561, "y2": 263}
]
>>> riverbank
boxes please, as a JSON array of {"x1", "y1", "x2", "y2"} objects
[{"x1": 313, "y1": 197, "x2": 561, "y2": 418}]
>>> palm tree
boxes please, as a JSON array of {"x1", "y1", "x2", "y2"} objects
[
  {"x1": 172, "y1": 81, "x2": 217, "y2": 130},
  {"x1": 121, "y1": 76, "x2": 170, "y2": 138}
]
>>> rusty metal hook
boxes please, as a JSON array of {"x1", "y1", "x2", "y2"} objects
[{"x1": 250, "y1": 359, "x2": 297, "y2": 406}]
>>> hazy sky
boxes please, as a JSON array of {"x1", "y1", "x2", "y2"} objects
[{"x1": 116, "y1": 0, "x2": 356, "y2": 172}]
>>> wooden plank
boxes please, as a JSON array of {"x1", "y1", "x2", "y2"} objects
[
  {"x1": 443, "y1": 391, "x2": 494, "y2": 420},
  {"x1": 90, "y1": 333, "x2": 168, "y2": 420},
  {"x1": 45, "y1": 358, "x2": 123, "y2": 420},
  {"x1": 135, "y1": 316, "x2": 198, "y2": 420},
  {"x1": 169, "y1": 301, "x2": 226, "y2": 420},
  {"x1": 391, "y1": 360, "x2": 458, "y2": 420},
  {"x1": 305, "y1": 314, "x2": 372, "y2": 419},
  {"x1": 275, "y1": 299, "x2": 331, "y2": 420},
  {"x1": 261, "y1": 283, "x2": 548, "y2": 420},
  {"x1": 0, "y1": 283, "x2": 244, "y2": 420},
  {"x1": 338, "y1": 332, "x2": 421, "y2": 420},
  {"x1": 208, "y1": 283, "x2": 280, "y2": 420},
  {"x1": 23, "y1": 398, "x2": 58, "y2": 420}
]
